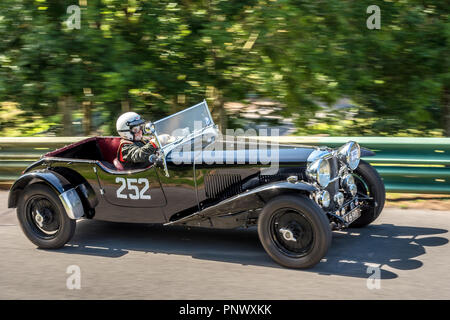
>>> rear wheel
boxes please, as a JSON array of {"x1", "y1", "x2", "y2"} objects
[
  {"x1": 258, "y1": 195, "x2": 332, "y2": 269},
  {"x1": 17, "y1": 184, "x2": 76, "y2": 249},
  {"x1": 350, "y1": 160, "x2": 386, "y2": 228}
]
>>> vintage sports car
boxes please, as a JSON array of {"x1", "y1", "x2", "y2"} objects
[{"x1": 8, "y1": 101, "x2": 385, "y2": 268}]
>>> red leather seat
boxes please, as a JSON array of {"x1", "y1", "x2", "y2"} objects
[
  {"x1": 96, "y1": 137, "x2": 125, "y2": 171},
  {"x1": 113, "y1": 158, "x2": 124, "y2": 171}
]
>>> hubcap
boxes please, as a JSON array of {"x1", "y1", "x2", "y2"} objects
[
  {"x1": 279, "y1": 227, "x2": 297, "y2": 242},
  {"x1": 34, "y1": 210, "x2": 44, "y2": 228},
  {"x1": 270, "y1": 209, "x2": 314, "y2": 258}
]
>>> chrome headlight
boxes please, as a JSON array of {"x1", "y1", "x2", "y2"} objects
[
  {"x1": 315, "y1": 190, "x2": 331, "y2": 208},
  {"x1": 334, "y1": 192, "x2": 344, "y2": 207},
  {"x1": 341, "y1": 174, "x2": 355, "y2": 189},
  {"x1": 307, "y1": 158, "x2": 331, "y2": 188},
  {"x1": 349, "y1": 183, "x2": 358, "y2": 197},
  {"x1": 342, "y1": 174, "x2": 358, "y2": 197},
  {"x1": 338, "y1": 141, "x2": 361, "y2": 170}
]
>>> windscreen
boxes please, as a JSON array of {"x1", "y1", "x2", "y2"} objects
[{"x1": 153, "y1": 100, "x2": 214, "y2": 147}]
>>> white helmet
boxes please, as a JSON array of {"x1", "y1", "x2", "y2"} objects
[{"x1": 116, "y1": 112, "x2": 145, "y2": 140}]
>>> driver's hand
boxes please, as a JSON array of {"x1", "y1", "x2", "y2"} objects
[{"x1": 159, "y1": 134, "x2": 177, "y2": 145}]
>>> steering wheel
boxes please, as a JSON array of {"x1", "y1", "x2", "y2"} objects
[{"x1": 144, "y1": 122, "x2": 170, "y2": 178}]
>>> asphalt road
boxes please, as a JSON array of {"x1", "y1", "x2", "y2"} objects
[{"x1": 0, "y1": 190, "x2": 449, "y2": 299}]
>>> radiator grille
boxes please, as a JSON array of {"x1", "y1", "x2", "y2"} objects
[
  {"x1": 327, "y1": 157, "x2": 340, "y2": 205},
  {"x1": 330, "y1": 157, "x2": 340, "y2": 179}
]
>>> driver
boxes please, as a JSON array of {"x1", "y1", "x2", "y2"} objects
[{"x1": 116, "y1": 112, "x2": 158, "y2": 169}]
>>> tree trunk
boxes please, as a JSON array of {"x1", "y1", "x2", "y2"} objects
[
  {"x1": 443, "y1": 86, "x2": 450, "y2": 137},
  {"x1": 219, "y1": 101, "x2": 227, "y2": 132},
  {"x1": 207, "y1": 86, "x2": 227, "y2": 131},
  {"x1": 171, "y1": 96, "x2": 178, "y2": 114},
  {"x1": 215, "y1": 94, "x2": 226, "y2": 132},
  {"x1": 83, "y1": 101, "x2": 92, "y2": 136},
  {"x1": 121, "y1": 100, "x2": 130, "y2": 113},
  {"x1": 58, "y1": 96, "x2": 73, "y2": 136}
]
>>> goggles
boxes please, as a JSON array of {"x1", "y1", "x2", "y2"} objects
[{"x1": 130, "y1": 124, "x2": 144, "y2": 133}]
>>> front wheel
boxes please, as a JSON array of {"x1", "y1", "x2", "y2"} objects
[
  {"x1": 258, "y1": 195, "x2": 332, "y2": 269},
  {"x1": 17, "y1": 183, "x2": 76, "y2": 249},
  {"x1": 350, "y1": 160, "x2": 386, "y2": 228}
]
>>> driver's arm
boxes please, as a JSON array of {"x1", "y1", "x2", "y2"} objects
[{"x1": 120, "y1": 141, "x2": 157, "y2": 164}]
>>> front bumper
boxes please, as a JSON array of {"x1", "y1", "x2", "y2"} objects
[{"x1": 326, "y1": 196, "x2": 368, "y2": 229}]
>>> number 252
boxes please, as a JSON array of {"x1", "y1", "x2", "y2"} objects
[{"x1": 115, "y1": 177, "x2": 151, "y2": 200}]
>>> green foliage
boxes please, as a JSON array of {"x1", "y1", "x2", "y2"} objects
[
  {"x1": 0, "y1": 0, "x2": 448, "y2": 137},
  {"x1": 294, "y1": 104, "x2": 444, "y2": 137},
  {"x1": 0, "y1": 102, "x2": 60, "y2": 136}
]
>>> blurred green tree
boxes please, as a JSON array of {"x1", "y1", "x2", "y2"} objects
[
  {"x1": 0, "y1": 0, "x2": 448, "y2": 136},
  {"x1": 245, "y1": 0, "x2": 448, "y2": 136}
]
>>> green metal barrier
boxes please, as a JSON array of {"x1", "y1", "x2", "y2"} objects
[
  {"x1": 0, "y1": 137, "x2": 85, "y2": 185},
  {"x1": 1, "y1": 136, "x2": 449, "y2": 193},
  {"x1": 269, "y1": 136, "x2": 450, "y2": 194}
]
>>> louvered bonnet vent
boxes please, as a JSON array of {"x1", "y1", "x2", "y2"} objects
[{"x1": 204, "y1": 173, "x2": 243, "y2": 200}]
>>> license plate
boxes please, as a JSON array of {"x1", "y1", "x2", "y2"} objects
[{"x1": 343, "y1": 207, "x2": 361, "y2": 224}]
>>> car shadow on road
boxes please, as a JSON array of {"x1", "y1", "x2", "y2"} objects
[{"x1": 56, "y1": 219, "x2": 448, "y2": 279}]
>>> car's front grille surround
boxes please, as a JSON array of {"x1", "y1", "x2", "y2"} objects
[
  {"x1": 326, "y1": 156, "x2": 340, "y2": 208},
  {"x1": 329, "y1": 156, "x2": 339, "y2": 181}
]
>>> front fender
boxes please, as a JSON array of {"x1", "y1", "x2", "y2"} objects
[
  {"x1": 8, "y1": 170, "x2": 84, "y2": 220},
  {"x1": 361, "y1": 147, "x2": 376, "y2": 157},
  {"x1": 166, "y1": 181, "x2": 316, "y2": 227}
]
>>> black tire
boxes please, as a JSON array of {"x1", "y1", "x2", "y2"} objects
[
  {"x1": 258, "y1": 195, "x2": 332, "y2": 269},
  {"x1": 350, "y1": 160, "x2": 386, "y2": 228},
  {"x1": 17, "y1": 183, "x2": 76, "y2": 249}
]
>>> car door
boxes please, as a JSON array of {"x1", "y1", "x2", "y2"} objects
[{"x1": 94, "y1": 163, "x2": 167, "y2": 208}]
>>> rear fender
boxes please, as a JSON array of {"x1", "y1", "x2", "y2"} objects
[{"x1": 8, "y1": 171, "x2": 85, "y2": 220}]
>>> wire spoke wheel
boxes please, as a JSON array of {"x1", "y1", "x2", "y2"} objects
[
  {"x1": 349, "y1": 160, "x2": 386, "y2": 228},
  {"x1": 352, "y1": 173, "x2": 370, "y2": 198},
  {"x1": 25, "y1": 196, "x2": 61, "y2": 239},
  {"x1": 17, "y1": 184, "x2": 76, "y2": 249}
]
